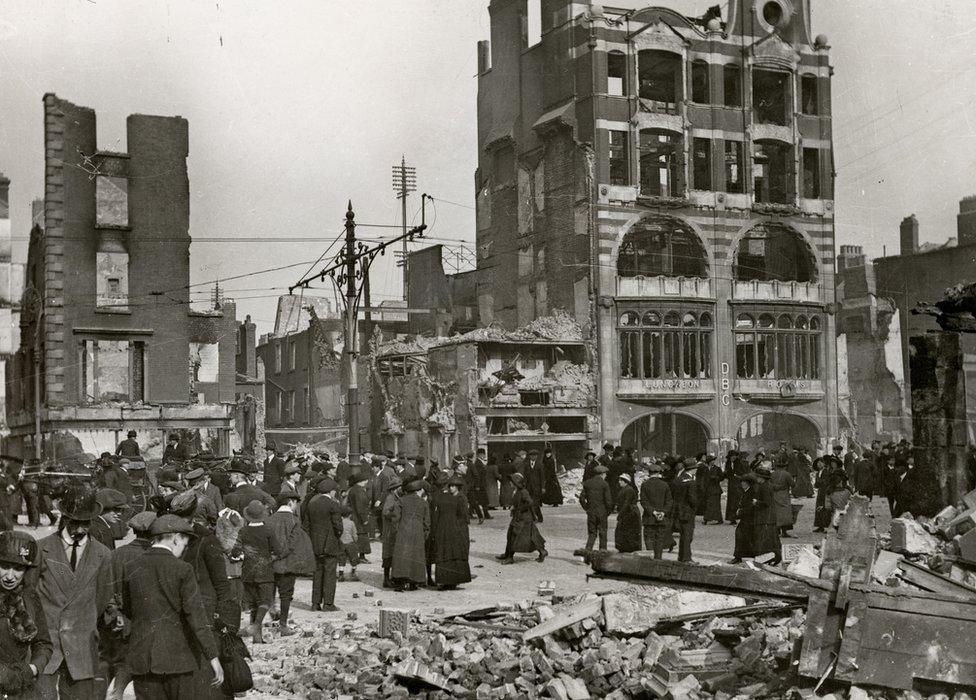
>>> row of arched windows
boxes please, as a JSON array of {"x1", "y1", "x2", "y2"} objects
[{"x1": 618, "y1": 310, "x2": 823, "y2": 383}]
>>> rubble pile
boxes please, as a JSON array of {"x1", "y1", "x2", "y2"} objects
[{"x1": 249, "y1": 586, "x2": 814, "y2": 700}]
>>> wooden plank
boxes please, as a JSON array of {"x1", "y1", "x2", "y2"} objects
[
  {"x1": 848, "y1": 585, "x2": 976, "y2": 621},
  {"x1": 587, "y1": 553, "x2": 812, "y2": 600},
  {"x1": 834, "y1": 594, "x2": 869, "y2": 682},
  {"x1": 655, "y1": 601, "x2": 801, "y2": 626},
  {"x1": 522, "y1": 598, "x2": 602, "y2": 641},
  {"x1": 834, "y1": 563, "x2": 853, "y2": 611},
  {"x1": 896, "y1": 559, "x2": 976, "y2": 600},
  {"x1": 820, "y1": 496, "x2": 877, "y2": 585},
  {"x1": 798, "y1": 588, "x2": 843, "y2": 679}
]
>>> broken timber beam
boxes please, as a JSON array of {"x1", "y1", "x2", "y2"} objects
[
  {"x1": 895, "y1": 559, "x2": 976, "y2": 599},
  {"x1": 654, "y1": 601, "x2": 802, "y2": 626},
  {"x1": 522, "y1": 598, "x2": 602, "y2": 642},
  {"x1": 586, "y1": 552, "x2": 813, "y2": 600}
]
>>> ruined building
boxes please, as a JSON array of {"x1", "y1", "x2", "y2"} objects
[
  {"x1": 0, "y1": 175, "x2": 25, "y2": 434},
  {"x1": 834, "y1": 245, "x2": 909, "y2": 444},
  {"x1": 5, "y1": 95, "x2": 239, "y2": 459},
  {"x1": 473, "y1": 0, "x2": 839, "y2": 456}
]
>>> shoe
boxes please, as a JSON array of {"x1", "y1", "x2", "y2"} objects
[
  {"x1": 348, "y1": 572, "x2": 360, "y2": 582},
  {"x1": 485, "y1": 514, "x2": 492, "y2": 520},
  {"x1": 730, "y1": 558, "x2": 743, "y2": 564},
  {"x1": 311, "y1": 603, "x2": 321, "y2": 612},
  {"x1": 498, "y1": 557, "x2": 515, "y2": 565},
  {"x1": 252, "y1": 624, "x2": 265, "y2": 644},
  {"x1": 769, "y1": 558, "x2": 782, "y2": 566},
  {"x1": 494, "y1": 554, "x2": 509, "y2": 561},
  {"x1": 536, "y1": 550, "x2": 548, "y2": 563},
  {"x1": 279, "y1": 625, "x2": 297, "y2": 637},
  {"x1": 320, "y1": 605, "x2": 339, "y2": 612},
  {"x1": 358, "y1": 555, "x2": 369, "y2": 563}
]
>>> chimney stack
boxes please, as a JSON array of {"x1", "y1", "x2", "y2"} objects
[
  {"x1": 900, "y1": 214, "x2": 918, "y2": 256},
  {"x1": 958, "y1": 195, "x2": 976, "y2": 248}
]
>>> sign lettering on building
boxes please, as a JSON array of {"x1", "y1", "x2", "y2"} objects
[
  {"x1": 721, "y1": 362, "x2": 730, "y2": 406},
  {"x1": 643, "y1": 379, "x2": 703, "y2": 391}
]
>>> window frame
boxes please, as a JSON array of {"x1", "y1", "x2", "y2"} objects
[
  {"x1": 607, "y1": 50, "x2": 627, "y2": 96},
  {"x1": 692, "y1": 137, "x2": 712, "y2": 191},
  {"x1": 800, "y1": 74, "x2": 818, "y2": 116},
  {"x1": 724, "y1": 139, "x2": 744, "y2": 194},
  {"x1": 723, "y1": 63, "x2": 742, "y2": 108},
  {"x1": 691, "y1": 60, "x2": 710, "y2": 104},
  {"x1": 618, "y1": 306, "x2": 714, "y2": 382},
  {"x1": 733, "y1": 311, "x2": 823, "y2": 381},
  {"x1": 608, "y1": 130, "x2": 629, "y2": 186},
  {"x1": 639, "y1": 129, "x2": 684, "y2": 198}
]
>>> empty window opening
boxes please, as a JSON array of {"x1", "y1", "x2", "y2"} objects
[
  {"x1": 802, "y1": 148, "x2": 821, "y2": 199},
  {"x1": 734, "y1": 223, "x2": 816, "y2": 283},
  {"x1": 801, "y1": 74, "x2": 818, "y2": 115},
  {"x1": 723, "y1": 64, "x2": 742, "y2": 107},
  {"x1": 638, "y1": 50, "x2": 681, "y2": 110},
  {"x1": 691, "y1": 60, "x2": 709, "y2": 103},
  {"x1": 609, "y1": 130, "x2": 629, "y2": 185},
  {"x1": 639, "y1": 130, "x2": 683, "y2": 197},
  {"x1": 81, "y1": 339, "x2": 144, "y2": 404},
  {"x1": 519, "y1": 390, "x2": 550, "y2": 406},
  {"x1": 724, "y1": 140, "x2": 744, "y2": 193},
  {"x1": 692, "y1": 138, "x2": 712, "y2": 190},
  {"x1": 190, "y1": 342, "x2": 220, "y2": 384},
  {"x1": 762, "y1": 1, "x2": 784, "y2": 27},
  {"x1": 734, "y1": 312, "x2": 821, "y2": 380},
  {"x1": 96, "y1": 251, "x2": 129, "y2": 310},
  {"x1": 619, "y1": 309, "x2": 712, "y2": 380},
  {"x1": 608, "y1": 51, "x2": 626, "y2": 96},
  {"x1": 95, "y1": 176, "x2": 129, "y2": 227},
  {"x1": 617, "y1": 217, "x2": 708, "y2": 279},
  {"x1": 524, "y1": 0, "x2": 542, "y2": 47},
  {"x1": 753, "y1": 140, "x2": 792, "y2": 204},
  {"x1": 752, "y1": 69, "x2": 790, "y2": 125}
]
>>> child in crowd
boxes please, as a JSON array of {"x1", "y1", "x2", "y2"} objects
[{"x1": 337, "y1": 504, "x2": 360, "y2": 582}]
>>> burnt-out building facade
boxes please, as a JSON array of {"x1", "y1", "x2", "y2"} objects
[
  {"x1": 5, "y1": 94, "x2": 239, "y2": 459},
  {"x1": 475, "y1": 0, "x2": 839, "y2": 456}
]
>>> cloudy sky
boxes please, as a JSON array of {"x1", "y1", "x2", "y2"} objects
[{"x1": 1, "y1": 0, "x2": 974, "y2": 333}]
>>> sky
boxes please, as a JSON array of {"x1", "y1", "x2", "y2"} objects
[{"x1": 1, "y1": 0, "x2": 975, "y2": 335}]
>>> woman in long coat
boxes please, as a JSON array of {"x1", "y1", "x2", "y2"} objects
[
  {"x1": 485, "y1": 456, "x2": 500, "y2": 510},
  {"x1": 0, "y1": 531, "x2": 53, "y2": 700},
  {"x1": 813, "y1": 457, "x2": 839, "y2": 532},
  {"x1": 390, "y1": 480, "x2": 430, "y2": 591},
  {"x1": 347, "y1": 471, "x2": 372, "y2": 560},
  {"x1": 731, "y1": 473, "x2": 757, "y2": 563},
  {"x1": 613, "y1": 474, "x2": 642, "y2": 553},
  {"x1": 540, "y1": 449, "x2": 563, "y2": 506},
  {"x1": 432, "y1": 476, "x2": 472, "y2": 589},
  {"x1": 751, "y1": 465, "x2": 782, "y2": 565},
  {"x1": 769, "y1": 462, "x2": 795, "y2": 536},
  {"x1": 380, "y1": 477, "x2": 402, "y2": 589},
  {"x1": 498, "y1": 455, "x2": 516, "y2": 508},
  {"x1": 496, "y1": 473, "x2": 547, "y2": 563},
  {"x1": 702, "y1": 457, "x2": 724, "y2": 524}
]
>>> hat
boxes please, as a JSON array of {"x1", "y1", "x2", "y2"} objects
[
  {"x1": 594, "y1": 465, "x2": 609, "y2": 475},
  {"x1": 832, "y1": 445, "x2": 844, "y2": 452},
  {"x1": 265, "y1": 440, "x2": 277, "y2": 451},
  {"x1": 168, "y1": 433, "x2": 180, "y2": 442},
  {"x1": 283, "y1": 463, "x2": 302, "y2": 476},
  {"x1": 228, "y1": 457, "x2": 255, "y2": 475},
  {"x1": 682, "y1": 457, "x2": 697, "y2": 468},
  {"x1": 243, "y1": 500, "x2": 268, "y2": 522},
  {"x1": 403, "y1": 480, "x2": 424, "y2": 493},
  {"x1": 0, "y1": 531, "x2": 38, "y2": 569},
  {"x1": 528, "y1": 449, "x2": 539, "y2": 456},
  {"x1": 618, "y1": 473, "x2": 634, "y2": 486},
  {"x1": 388, "y1": 477, "x2": 403, "y2": 492},
  {"x1": 184, "y1": 468, "x2": 206, "y2": 483},
  {"x1": 127, "y1": 430, "x2": 137, "y2": 438},
  {"x1": 128, "y1": 511, "x2": 157, "y2": 533},
  {"x1": 648, "y1": 462, "x2": 665, "y2": 473},
  {"x1": 316, "y1": 478, "x2": 338, "y2": 494},
  {"x1": 754, "y1": 463, "x2": 773, "y2": 476},
  {"x1": 350, "y1": 470, "x2": 368, "y2": 485},
  {"x1": 465, "y1": 452, "x2": 474, "y2": 459},
  {"x1": 447, "y1": 475, "x2": 464, "y2": 488},
  {"x1": 510, "y1": 473, "x2": 526, "y2": 488},
  {"x1": 476, "y1": 448, "x2": 486, "y2": 455},
  {"x1": 157, "y1": 468, "x2": 180, "y2": 483},
  {"x1": 585, "y1": 451, "x2": 596, "y2": 458},
  {"x1": 159, "y1": 481, "x2": 184, "y2": 492},
  {"x1": 371, "y1": 457, "x2": 384, "y2": 467},
  {"x1": 435, "y1": 472, "x2": 451, "y2": 488},
  {"x1": 149, "y1": 514, "x2": 195, "y2": 537},
  {"x1": 95, "y1": 488, "x2": 128, "y2": 510},
  {"x1": 169, "y1": 491, "x2": 198, "y2": 518},
  {"x1": 339, "y1": 504, "x2": 352, "y2": 517},
  {"x1": 276, "y1": 491, "x2": 300, "y2": 506},
  {"x1": 603, "y1": 443, "x2": 613, "y2": 451},
  {"x1": 60, "y1": 488, "x2": 103, "y2": 521},
  {"x1": 705, "y1": 454, "x2": 716, "y2": 463}
]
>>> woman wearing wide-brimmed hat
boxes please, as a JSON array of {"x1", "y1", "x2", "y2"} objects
[
  {"x1": 614, "y1": 473, "x2": 642, "y2": 553},
  {"x1": 496, "y1": 473, "x2": 547, "y2": 564},
  {"x1": 431, "y1": 475, "x2": 471, "y2": 590},
  {"x1": 0, "y1": 530, "x2": 52, "y2": 699},
  {"x1": 389, "y1": 480, "x2": 430, "y2": 591}
]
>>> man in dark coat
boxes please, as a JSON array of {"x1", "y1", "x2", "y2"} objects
[
  {"x1": 518, "y1": 450, "x2": 544, "y2": 522},
  {"x1": 496, "y1": 473, "x2": 547, "y2": 564},
  {"x1": 608, "y1": 446, "x2": 626, "y2": 511},
  {"x1": 749, "y1": 464, "x2": 782, "y2": 565},
  {"x1": 162, "y1": 434, "x2": 181, "y2": 464},
  {"x1": 671, "y1": 458, "x2": 699, "y2": 563},
  {"x1": 347, "y1": 471, "x2": 371, "y2": 562},
  {"x1": 540, "y1": 448, "x2": 563, "y2": 506},
  {"x1": 580, "y1": 465, "x2": 612, "y2": 551},
  {"x1": 305, "y1": 478, "x2": 343, "y2": 612},
  {"x1": 91, "y1": 488, "x2": 129, "y2": 551},
  {"x1": 702, "y1": 454, "x2": 724, "y2": 524},
  {"x1": 371, "y1": 457, "x2": 397, "y2": 538},
  {"x1": 120, "y1": 514, "x2": 223, "y2": 698},
  {"x1": 262, "y1": 442, "x2": 286, "y2": 496},
  {"x1": 223, "y1": 462, "x2": 275, "y2": 515},
  {"x1": 116, "y1": 430, "x2": 141, "y2": 458},
  {"x1": 99, "y1": 457, "x2": 134, "y2": 502},
  {"x1": 851, "y1": 450, "x2": 875, "y2": 499},
  {"x1": 640, "y1": 463, "x2": 673, "y2": 559},
  {"x1": 465, "y1": 453, "x2": 490, "y2": 523}
]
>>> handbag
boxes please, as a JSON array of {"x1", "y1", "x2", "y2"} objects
[{"x1": 219, "y1": 629, "x2": 254, "y2": 694}]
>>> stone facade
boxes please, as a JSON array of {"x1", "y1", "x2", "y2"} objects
[{"x1": 474, "y1": 0, "x2": 839, "y2": 457}]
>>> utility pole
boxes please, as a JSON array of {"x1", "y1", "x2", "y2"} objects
[
  {"x1": 392, "y1": 156, "x2": 416, "y2": 301},
  {"x1": 343, "y1": 202, "x2": 360, "y2": 467}
]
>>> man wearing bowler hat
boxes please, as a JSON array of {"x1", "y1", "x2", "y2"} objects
[
  {"x1": 223, "y1": 459, "x2": 275, "y2": 515},
  {"x1": 36, "y1": 487, "x2": 116, "y2": 699},
  {"x1": 116, "y1": 430, "x2": 141, "y2": 459},
  {"x1": 671, "y1": 458, "x2": 700, "y2": 563}
]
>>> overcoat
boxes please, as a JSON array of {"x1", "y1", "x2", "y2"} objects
[
  {"x1": 347, "y1": 484, "x2": 372, "y2": 555},
  {"x1": 724, "y1": 456, "x2": 751, "y2": 521},
  {"x1": 390, "y1": 493, "x2": 430, "y2": 584},
  {"x1": 498, "y1": 461, "x2": 516, "y2": 508},
  {"x1": 121, "y1": 547, "x2": 219, "y2": 676},
  {"x1": 702, "y1": 463, "x2": 724, "y2": 522},
  {"x1": 381, "y1": 492, "x2": 401, "y2": 563},
  {"x1": 305, "y1": 494, "x2": 343, "y2": 558},
  {"x1": 791, "y1": 453, "x2": 815, "y2": 497},
  {"x1": 0, "y1": 586, "x2": 53, "y2": 699},
  {"x1": 485, "y1": 461, "x2": 500, "y2": 508},
  {"x1": 431, "y1": 490, "x2": 471, "y2": 585},
  {"x1": 183, "y1": 524, "x2": 238, "y2": 631},
  {"x1": 540, "y1": 455, "x2": 563, "y2": 506},
  {"x1": 36, "y1": 533, "x2": 113, "y2": 680},
  {"x1": 733, "y1": 483, "x2": 756, "y2": 559},
  {"x1": 614, "y1": 483, "x2": 642, "y2": 553},
  {"x1": 750, "y1": 480, "x2": 781, "y2": 556},
  {"x1": 268, "y1": 508, "x2": 315, "y2": 576},
  {"x1": 224, "y1": 483, "x2": 275, "y2": 515},
  {"x1": 769, "y1": 467, "x2": 795, "y2": 527},
  {"x1": 505, "y1": 487, "x2": 545, "y2": 553}
]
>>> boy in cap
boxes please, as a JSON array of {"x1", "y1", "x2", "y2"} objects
[
  {"x1": 337, "y1": 505, "x2": 360, "y2": 582},
  {"x1": 268, "y1": 492, "x2": 314, "y2": 636},
  {"x1": 239, "y1": 500, "x2": 284, "y2": 643},
  {"x1": 121, "y1": 514, "x2": 223, "y2": 697}
]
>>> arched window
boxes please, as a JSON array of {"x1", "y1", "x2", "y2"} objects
[
  {"x1": 640, "y1": 129, "x2": 683, "y2": 197},
  {"x1": 734, "y1": 223, "x2": 817, "y2": 283},
  {"x1": 618, "y1": 308, "x2": 713, "y2": 381},
  {"x1": 734, "y1": 311, "x2": 822, "y2": 380},
  {"x1": 617, "y1": 217, "x2": 708, "y2": 279}
]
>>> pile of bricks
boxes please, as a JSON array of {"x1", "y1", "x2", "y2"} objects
[{"x1": 248, "y1": 587, "x2": 819, "y2": 700}]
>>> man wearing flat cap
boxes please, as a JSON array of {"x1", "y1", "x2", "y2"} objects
[
  {"x1": 671, "y1": 458, "x2": 699, "y2": 562},
  {"x1": 224, "y1": 461, "x2": 275, "y2": 516},
  {"x1": 121, "y1": 514, "x2": 223, "y2": 697},
  {"x1": 36, "y1": 488, "x2": 116, "y2": 699}
]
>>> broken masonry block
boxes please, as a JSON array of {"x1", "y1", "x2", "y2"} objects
[
  {"x1": 363, "y1": 590, "x2": 374, "y2": 597},
  {"x1": 378, "y1": 609, "x2": 411, "y2": 639},
  {"x1": 889, "y1": 517, "x2": 941, "y2": 555}
]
